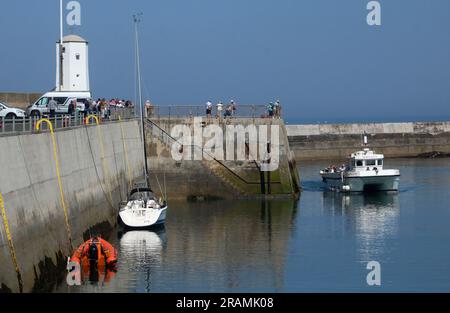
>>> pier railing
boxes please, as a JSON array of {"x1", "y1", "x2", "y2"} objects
[
  {"x1": 0, "y1": 107, "x2": 135, "y2": 135},
  {"x1": 148, "y1": 105, "x2": 271, "y2": 120}
]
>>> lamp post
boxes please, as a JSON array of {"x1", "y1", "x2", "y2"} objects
[{"x1": 58, "y1": 0, "x2": 64, "y2": 91}]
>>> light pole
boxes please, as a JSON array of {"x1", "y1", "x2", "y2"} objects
[{"x1": 59, "y1": 0, "x2": 64, "y2": 91}]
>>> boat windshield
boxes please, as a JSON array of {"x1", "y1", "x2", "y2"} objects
[
  {"x1": 366, "y1": 160, "x2": 376, "y2": 166},
  {"x1": 129, "y1": 191, "x2": 154, "y2": 201}
]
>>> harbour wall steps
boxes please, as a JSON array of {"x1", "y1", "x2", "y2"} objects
[
  {"x1": 0, "y1": 119, "x2": 144, "y2": 292},
  {"x1": 146, "y1": 117, "x2": 301, "y2": 200},
  {"x1": 287, "y1": 121, "x2": 450, "y2": 161}
]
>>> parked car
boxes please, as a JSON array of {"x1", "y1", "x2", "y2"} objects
[
  {"x1": 26, "y1": 91, "x2": 92, "y2": 117},
  {"x1": 0, "y1": 101, "x2": 26, "y2": 120}
]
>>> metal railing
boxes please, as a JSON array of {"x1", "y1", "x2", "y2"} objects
[
  {"x1": 148, "y1": 105, "x2": 272, "y2": 120},
  {"x1": 0, "y1": 107, "x2": 135, "y2": 135}
]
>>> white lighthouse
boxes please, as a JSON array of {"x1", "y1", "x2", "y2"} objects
[{"x1": 55, "y1": 34, "x2": 90, "y2": 92}]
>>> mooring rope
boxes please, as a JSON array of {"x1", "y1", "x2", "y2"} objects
[
  {"x1": 35, "y1": 119, "x2": 73, "y2": 250},
  {"x1": 119, "y1": 117, "x2": 133, "y2": 190},
  {"x1": 85, "y1": 116, "x2": 114, "y2": 207},
  {"x1": 0, "y1": 192, "x2": 24, "y2": 293},
  {"x1": 84, "y1": 125, "x2": 115, "y2": 210}
]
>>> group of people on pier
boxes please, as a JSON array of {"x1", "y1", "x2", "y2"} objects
[
  {"x1": 205, "y1": 100, "x2": 237, "y2": 121},
  {"x1": 204, "y1": 99, "x2": 283, "y2": 120},
  {"x1": 46, "y1": 97, "x2": 135, "y2": 127}
]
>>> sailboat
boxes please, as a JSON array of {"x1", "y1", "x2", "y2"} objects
[{"x1": 118, "y1": 14, "x2": 168, "y2": 228}]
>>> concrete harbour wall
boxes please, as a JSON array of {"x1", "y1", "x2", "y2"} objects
[
  {"x1": 0, "y1": 92, "x2": 42, "y2": 110},
  {"x1": 287, "y1": 121, "x2": 450, "y2": 161},
  {"x1": 0, "y1": 120, "x2": 144, "y2": 292},
  {"x1": 147, "y1": 118, "x2": 301, "y2": 199}
]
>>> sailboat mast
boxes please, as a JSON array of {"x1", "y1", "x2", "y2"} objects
[{"x1": 134, "y1": 13, "x2": 150, "y2": 189}]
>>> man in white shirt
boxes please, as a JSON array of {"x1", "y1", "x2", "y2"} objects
[
  {"x1": 216, "y1": 101, "x2": 223, "y2": 121},
  {"x1": 206, "y1": 101, "x2": 213, "y2": 120},
  {"x1": 145, "y1": 100, "x2": 154, "y2": 118}
]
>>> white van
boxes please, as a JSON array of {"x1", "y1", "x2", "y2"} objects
[{"x1": 26, "y1": 91, "x2": 92, "y2": 117}]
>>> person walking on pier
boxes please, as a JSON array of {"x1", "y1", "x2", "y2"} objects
[
  {"x1": 145, "y1": 100, "x2": 154, "y2": 118},
  {"x1": 48, "y1": 97, "x2": 57, "y2": 119},
  {"x1": 63, "y1": 99, "x2": 76, "y2": 128},
  {"x1": 231, "y1": 100, "x2": 237, "y2": 117},
  {"x1": 206, "y1": 101, "x2": 213, "y2": 121},
  {"x1": 274, "y1": 100, "x2": 281, "y2": 119},
  {"x1": 216, "y1": 101, "x2": 223, "y2": 121},
  {"x1": 225, "y1": 103, "x2": 233, "y2": 119},
  {"x1": 83, "y1": 98, "x2": 91, "y2": 117},
  {"x1": 267, "y1": 102, "x2": 275, "y2": 118}
]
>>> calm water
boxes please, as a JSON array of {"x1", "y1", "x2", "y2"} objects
[{"x1": 57, "y1": 158, "x2": 450, "y2": 293}]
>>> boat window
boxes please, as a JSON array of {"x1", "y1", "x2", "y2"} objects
[
  {"x1": 130, "y1": 191, "x2": 154, "y2": 201},
  {"x1": 351, "y1": 159, "x2": 356, "y2": 167},
  {"x1": 366, "y1": 160, "x2": 376, "y2": 166},
  {"x1": 356, "y1": 160, "x2": 363, "y2": 167},
  {"x1": 377, "y1": 159, "x2": 383, "y2": 166}
]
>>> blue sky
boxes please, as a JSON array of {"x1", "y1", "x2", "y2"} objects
[{"x1": 1, "y1": 0, "x2": 450, "y2": 123}]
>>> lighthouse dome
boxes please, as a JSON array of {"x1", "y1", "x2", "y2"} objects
[{"x1": 61, "y1": 34, "x2": 88, "y2": 43}]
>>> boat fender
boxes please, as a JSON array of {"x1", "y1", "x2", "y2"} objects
[{"x1": 342, "y1": 185, "x2": 351, "y2": 192}]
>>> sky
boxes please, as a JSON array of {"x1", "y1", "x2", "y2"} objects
[{"x1": 1, "y1": 0, "x2": 450, "y2": 124}]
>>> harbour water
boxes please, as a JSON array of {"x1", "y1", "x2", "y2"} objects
[{"x1": 56, "y1": 158, "x2": 450, "y2": 293}]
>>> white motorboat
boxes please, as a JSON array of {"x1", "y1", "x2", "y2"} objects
[
  {"x1": 119, "y1": 188, "x2": 167, "y2": 228},
  {"x1": 320, "y1": 137, "x2": 400, "y2": 193}
]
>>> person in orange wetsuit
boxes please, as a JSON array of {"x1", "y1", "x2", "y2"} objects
[{"x1": 71, "y1": 236, "x2": 118, "y2": 270}]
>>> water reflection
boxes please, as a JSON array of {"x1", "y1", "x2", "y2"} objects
[
  {"x1": 157, "y1": 200, "x2": 298, "y2": 292},
  {"x1": 115, "y1": 229, "x2": 167, "y2": 293},
  {"x1": 81, "y1": 263, "x2": 117, "y2": 288},
  {"x1": 322, "y1": 192, "x2": 400, "y2": 260},
  {"x1": 57, "y1": 199, "x2": 298, "y2": 293}
]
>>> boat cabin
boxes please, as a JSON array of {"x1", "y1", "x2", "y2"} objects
[
  {"x1": 348, "y1": 148, "x2": 384, "y2": 171},
  {"x1": 128, "y1": 188, "x2": 155, "y2": 202}
]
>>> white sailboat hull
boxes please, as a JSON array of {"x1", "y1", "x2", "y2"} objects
[{"x1": 119, "y1": 205, "x2": 167, "y2": 228}]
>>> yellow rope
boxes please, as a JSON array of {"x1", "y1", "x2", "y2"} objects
[
  {"x1": 119, "y1": 117, "x2": 133, "y2": 190},
  {"x1": 35, "y1": 119, "x2": 73, "y2": 249},
  {"x1": 85, "y1": 115, "x2": 114, "y2": 205},
  {"x1": 0, "y1": 192, "x2": 23, "y2": 293}
]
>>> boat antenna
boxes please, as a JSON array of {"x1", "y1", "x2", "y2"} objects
[
  {"x1": 362, "y1": 131, "x2": 368, "y2": 147},
  {"x1": 134, "y1": 12, "x2": 151, "y2": 190}
]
